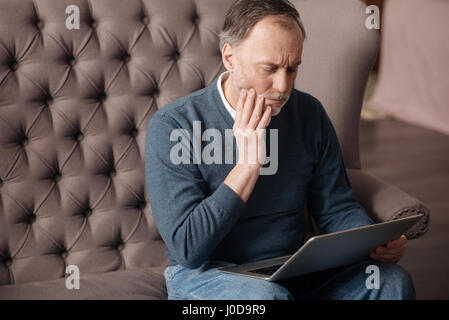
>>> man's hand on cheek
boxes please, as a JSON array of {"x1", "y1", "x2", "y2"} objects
[
  {"x1": 370, "y1": 234, "x2": 407, "y2": 263},
  {"x1": 233, "y1": 88, "x2": 271, "y2": 168}
]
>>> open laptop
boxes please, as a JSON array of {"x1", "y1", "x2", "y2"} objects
[{"x1": 218, "y1": 214, "x2": 423, "y2": 282}]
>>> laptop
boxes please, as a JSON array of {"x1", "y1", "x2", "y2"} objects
[{"x1": 218, "y1": 214, "x2": 423, "y2": 282}]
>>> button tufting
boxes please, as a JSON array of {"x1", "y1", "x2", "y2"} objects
[
  {"x1": 117, "y1": 243, "x2": 124, "y2": 251},
  {"x1": 68, "y1": 57, "x2": 76, "y2": 66},
  {"x1": 74, "y1": 131, "x2": 84, "y2": 141},
  {"x1": 26, "y1": 214, "x2": 36, "y2": 224},
  {"x1": 172, "y1": 51, "x2": 180, "y2": 61},
  {"x1": 83, "y1": 208, "x2": 92, "y2": 217},
  {"x1": 192, "y1": 14, "x2": 199, "y2": 25},
  {"x1": 122, "y1": 53, "x2": 130, "y2": 63},
  {"x1": 20, "y1": 136, "x2": 28, "y2": 146},
  {"x1": 137, "y1": 201, "x2": 146, "y2": 210},
  {"x1": 45, "y1": 95, "x2": 53, "y2": 106},
  {"x1": 4, "y1": 258, "x2": 12, "y2": 267},
  {"x1": 108, "y1": 169, "x2": 116, "y2": 177},
  {"x1": 36, "y1": 20, "x2": 44, "y2": 29},
  {"x1": 10, "y1": 61, "x2": 18, "y2": 71},
  {"x1": 142, "y1": 16, "x2": 149, "y2": 25},
  {"x1": 60, "y1": 250, "x2": 68, "y2": 259},
  {"x1": 90, "y1": 19, "x2": 97, "y2": 29},
  {"x1": 130, "y1": 127, "x2": 138, "y2": 137},
  {"x1": 98, "y1": 93, "x2": 106, "y2": 103},
  {"x1": 53, "y1": 172, "x2": 62, "y2": 182}
]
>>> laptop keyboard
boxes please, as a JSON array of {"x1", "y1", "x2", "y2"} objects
[{"x1": 248, "y1": 264, "x2": 283, "y2": 276}]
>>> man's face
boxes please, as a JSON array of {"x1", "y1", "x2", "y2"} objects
[{"x1": 225, "y1": 15, "x2": 304, "y2": 116}]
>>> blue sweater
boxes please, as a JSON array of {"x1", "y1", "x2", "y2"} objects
[{"x1": 145, "y1": 76, "x2": 374, "y2": 268}]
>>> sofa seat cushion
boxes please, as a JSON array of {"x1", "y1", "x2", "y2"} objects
[{"x1": 0, "y1": 267, "x2": 167, "y2": 300}]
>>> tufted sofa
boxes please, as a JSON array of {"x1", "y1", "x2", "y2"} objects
[{"x1": 0, "y1": 0, "x2": 429, "y2": 299}]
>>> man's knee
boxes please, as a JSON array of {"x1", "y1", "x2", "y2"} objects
[
  {"x1": 376, "y1": 262, "x2": 416, "y2": 300},
  {"x1": 194, "y1": 275, "x2": 294, "y2": 300},
  {"x1": 241, "y1": 278, "x2": 294, "y2": 300}
]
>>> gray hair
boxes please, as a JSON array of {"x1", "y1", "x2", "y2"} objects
[{"x1": 218, "y1": 0, "x2": 306, "y2": 52}]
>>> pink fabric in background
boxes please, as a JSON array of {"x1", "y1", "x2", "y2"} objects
[{"x1": 366, "y1": 0, "x2": 449, "y2": 136}]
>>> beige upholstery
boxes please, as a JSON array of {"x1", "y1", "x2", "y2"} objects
[
  {"x1": 366, "y1": 0, "x2": 449, "y2": 136},
  {"x1": 0, "y1": 0, "x2": 429, "y2": 299}
]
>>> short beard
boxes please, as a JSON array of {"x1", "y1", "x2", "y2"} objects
[{"x1": 230, "y1": 66, "x2": 287, "y2": 117}]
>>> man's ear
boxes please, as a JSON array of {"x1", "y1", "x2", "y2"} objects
[{"x1": 221, "y1": 43, "x2": 235, "y2": 72}]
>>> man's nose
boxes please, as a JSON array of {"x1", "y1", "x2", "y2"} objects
[{"x1": 272, "y1": 70, "x2": 289, "y2": 95}]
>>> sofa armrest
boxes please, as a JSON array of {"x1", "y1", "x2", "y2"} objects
[{"x1": 347, "y1": 168, "x2": 430, "y2": 240}]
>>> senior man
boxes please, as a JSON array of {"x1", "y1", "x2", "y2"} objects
[{"x1": 145, "y1": 0, "x2": 414, "y2": 300}]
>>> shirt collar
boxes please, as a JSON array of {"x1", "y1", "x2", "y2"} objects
[{"x1": 217, "y1": 71, "x2": 236, "y2": 120}]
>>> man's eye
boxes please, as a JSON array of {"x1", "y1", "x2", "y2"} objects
[
  {"x1": 288, "y1": 68, "x2": 298, "y2": 73},
  {"x1": 263, "y1": 68, "x2": 276, "y2": 73}
]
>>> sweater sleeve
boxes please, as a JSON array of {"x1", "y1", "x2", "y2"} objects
[
  {"x1": 306, "y1": 102, "x2": 374, "y2": 234},
  {"x1": 145, "y1": 112, "x2": 246, "y2": 268}
]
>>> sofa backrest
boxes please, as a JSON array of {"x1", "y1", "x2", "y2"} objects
[
  {"x1": 0, "y1": 0, "x2": 377, "y2": 285},
  {"x1": 0, "y1": 0, "x2": 235, "y2": 285}
]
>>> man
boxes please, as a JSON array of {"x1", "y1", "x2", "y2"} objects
[{"x1": 145, "y1": 0, "x2": 414, "y2": 300}]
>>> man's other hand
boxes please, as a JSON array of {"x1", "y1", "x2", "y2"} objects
[{"x1": 370, "y1": 234, "x2": 407, "y2": 263}]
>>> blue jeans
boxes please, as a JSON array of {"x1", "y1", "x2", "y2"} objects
[{"x1": 164, "y1": 259, "x2": 416, "y2": 300}]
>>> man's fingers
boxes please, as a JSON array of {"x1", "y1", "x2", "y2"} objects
[
  {"x1": 372, "y1": 250, "x2": 404, "y2": 260},
  {"x1": 234, "y1": 89, "x2": 247, "y2": 128},
  {"x1": 371, "y1": 245, "x2": 405, "y2": 262},
  {"x1": 370, "y1": 252, "x2": 400, "y2": 263},
  {"x1": 386, "y1": 235, "x2": 407, "y2": 249},
  {"x1": 256, "y1": 105, "x2": 271, "y2": 130},
  {"x1": 240, "y1": 88, "x2": 256, "y2": 127},
  {"x1": 247, "y1": 95, "x2": 264, "y2": 129},
  {"x1": 375, "y1": 245, "x2": 405, "y2": 255}
]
